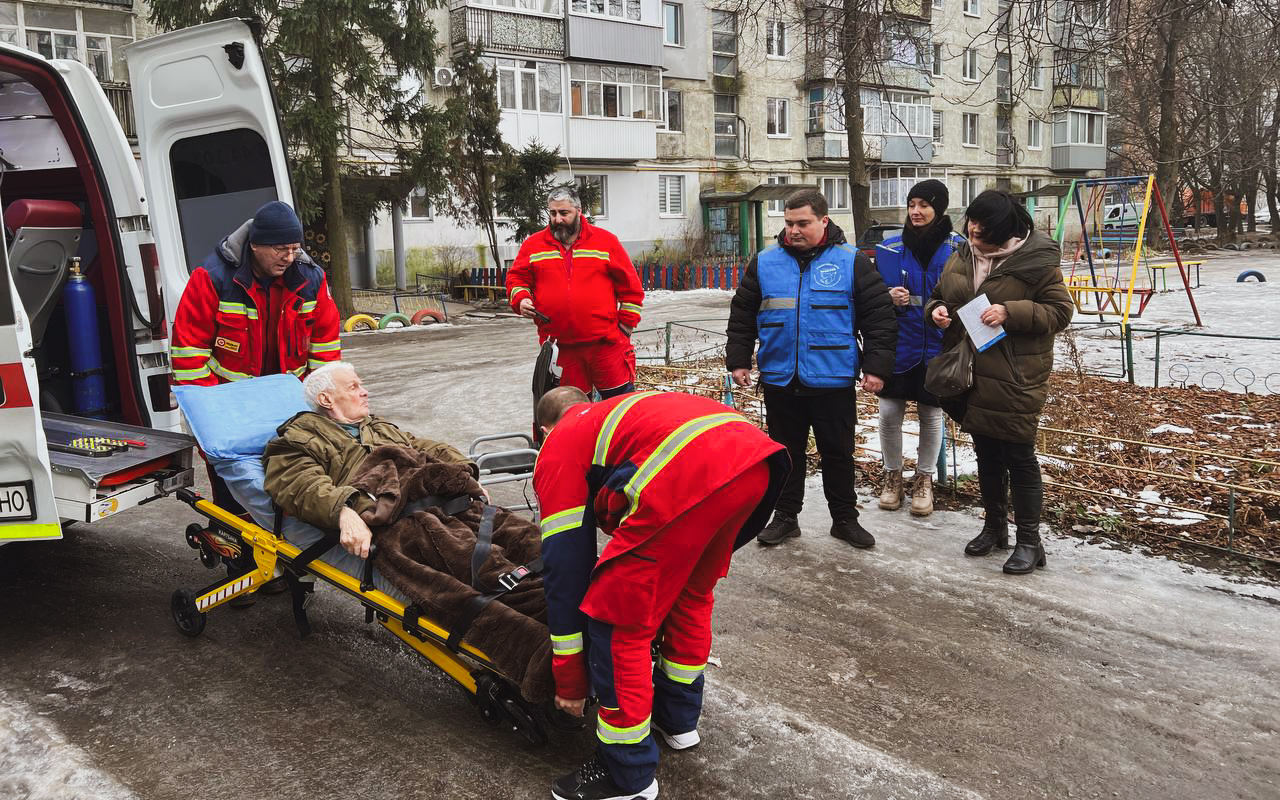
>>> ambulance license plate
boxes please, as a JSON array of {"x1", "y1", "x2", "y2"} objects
[{"x1": 0, "y1": 480, "x2": 37, "y2": 521}]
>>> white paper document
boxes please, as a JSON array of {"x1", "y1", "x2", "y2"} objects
[{"x1": 956, "y1": 293, "x2": 1007, "y2": 352}]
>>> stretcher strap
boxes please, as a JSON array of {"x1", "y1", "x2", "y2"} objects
[{"x1": 444, "y1": 506, "x2": 543, "y2": 653}]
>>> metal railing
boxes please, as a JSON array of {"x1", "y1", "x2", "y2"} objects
[{"x1": 101, "y1": 83, "x2": 135, "y2": 140}]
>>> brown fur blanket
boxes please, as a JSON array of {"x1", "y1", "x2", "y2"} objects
[{"x1": 350, "y1": 445, "x2": 553, "y2": 703}]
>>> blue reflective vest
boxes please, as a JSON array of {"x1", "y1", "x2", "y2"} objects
[
  {"x1": 875, "y1": 232, "x2": 964, "y2": 372},
  {"x1": 755, "y1": 242, "x2": 860, "y2": 388}
]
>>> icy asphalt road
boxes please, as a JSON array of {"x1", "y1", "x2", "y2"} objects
[{"x1": 2, "y1": 261, "x2": 1279, "y2": 800}]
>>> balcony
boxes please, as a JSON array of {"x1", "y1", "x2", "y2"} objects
[
  {"x1": 101, "y1": 83, "x2": 135, "y2": 140},
  {"x1": 1051, "y1": 144, "x2": 1106, "y2": 172},
  {"x1": 805, "y1": 132, "x2": 884, "y2": 162},
  {"x1": 1052, "y1": 85, "x2": 1105, "y2": 111},
  {"x1": 566, "y1": 117, "x2": 656, "y2": 160},
  {"x1": 450, "y1": 5, "x2": 566, "y2": 58},
  {"x1": 565, "y1": 15, "x2": 662, "y2": 66}
]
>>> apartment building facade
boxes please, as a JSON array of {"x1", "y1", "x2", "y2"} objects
[{"x1": 377, "y1": 0, "x2": 1111, "y2": 266}]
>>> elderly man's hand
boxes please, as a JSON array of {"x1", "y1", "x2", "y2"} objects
[{"x1": 338, "y1": 505, "x2": 373, "y2": 559}]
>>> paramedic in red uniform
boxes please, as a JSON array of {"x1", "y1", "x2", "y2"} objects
[
  {"x1": 533, "y1": 387, "x2": 790, "y2": 800},
  {"x1": 170, "y1": 201, "x2": 342, "y2": 590},
  {"x1": 506, "y1": 187, "x2": 645, "y2": 398}
]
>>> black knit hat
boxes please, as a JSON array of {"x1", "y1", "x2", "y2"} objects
[
  {"x1": 906, "y1": 179, "x2": 949, "y2": 218},
  {"x1": 249, "y1": 201, "x2": 304, "y2": 245}
]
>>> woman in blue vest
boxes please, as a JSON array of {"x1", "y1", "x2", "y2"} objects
[{"x1": 875, "y1": 180, "x2": 964, "y2": 517}]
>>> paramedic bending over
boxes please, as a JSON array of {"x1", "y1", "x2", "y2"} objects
[
  {"x1": 261, "y1": 362, "x2": 478, "y2": 594},
  {"x1": 532, "y1": 387, "x2": 789, "y2": 800}
]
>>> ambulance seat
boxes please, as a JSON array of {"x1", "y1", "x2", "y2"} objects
[{"x1": 4, "y1": 199, "x2": 82, "y2": 347}]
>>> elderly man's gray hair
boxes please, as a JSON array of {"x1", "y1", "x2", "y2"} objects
[
  {"x1": 547, "y1": 186, "x2": 581, "y2": 209},
  {"x1": 303, "y1": 360, "x2": 355, "y2": 411}
]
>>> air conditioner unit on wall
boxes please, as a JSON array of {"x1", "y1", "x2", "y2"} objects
[{"x1": 432, "y1": 67, "x2": 455, "y2": 88}]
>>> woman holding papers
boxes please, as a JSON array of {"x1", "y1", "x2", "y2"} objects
[
  {"x1": 874, "y1": 180, "x2": 966, "y2": 517},
  {"x1": 925, "y1": 190, "x2": 1073, "y2": 575}
]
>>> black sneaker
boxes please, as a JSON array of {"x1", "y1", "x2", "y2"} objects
[
  {"x1": 757, "y1": 512, "x2": 801, "y2": 546},
  {"x1": 830, "y1": 519, "x2": 875, "y2": 549},
  {"x1": 551, "y1": 754, "x2": 658, "y2": 800}
]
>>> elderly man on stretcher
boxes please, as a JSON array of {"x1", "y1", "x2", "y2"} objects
[{"x1": 253, "y1": 361, "x2": 554, "y2": 704}]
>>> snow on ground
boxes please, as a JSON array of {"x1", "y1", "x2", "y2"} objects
[{"x1": 0, "y1": 690, "x2": 137, "y2": 800}]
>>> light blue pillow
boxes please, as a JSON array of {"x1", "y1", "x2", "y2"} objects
[{"x1": 174, "y1": 374, "x2": 310, "y2": 461}]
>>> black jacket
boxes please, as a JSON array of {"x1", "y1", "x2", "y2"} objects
[{"x1": 725, "y1": 221, "x2": 897, "y2": 389}]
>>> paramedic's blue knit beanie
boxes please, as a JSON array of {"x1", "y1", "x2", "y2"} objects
[{"x1": 249, "y1": 201, "x2": 304, "y2": 245}]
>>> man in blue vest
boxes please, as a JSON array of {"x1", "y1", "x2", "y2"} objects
[{"x1": 726, "y1": 188, "x2": 897, "y2": 548}]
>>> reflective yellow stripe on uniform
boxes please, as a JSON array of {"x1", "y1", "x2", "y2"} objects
[
  {"x1": 622, "y1": 412, "x2": 744, "y2": 517},
  {"x1": 528, "y1": 251, "x2": 559, "y2": 263},
  {"x1": 216, "y1": 301, "x2": 258, "y2": 320},
  {"x1": 618, "y1": 302, "x2": 642, "y2": 315},
  {"x1": 299, "y1": 300, "x2": 317, "y2": 313},
  {"x1": 658, "y1": 656, "x2": 706, "y2": 685},
  {"x1": 0, "y1": 523, "x2": 62, "y2": 540},
  {"x1": 173, "y1": 365, "x2": 212, "y2": 381},
  {"x1": 309, "y1": 339, "x2": 341, "y2": 353},
  {"x1": 509, "y1": 285, "x2": 532, "y2": 302},
  {"x1": 550, "y1": 632, "x2": 584, "y2": 656},
  {"x1": 592, "y1": 391, "x2": 662, "y2": 466},
  {"x1": 574, "y1": 249, "x2": 610, "y2": 259},
  {"x1": 170, "y1": 345, "x2": 212, "y2": 359},
  {"x1": 597, "y1": 715, "x2": 651, "y2": 745},
  {"x1": 305, "y1": 360, "x2": 325, "y2": 371},
  {"x1": 540, "y1": 506, "x2": 586, "y2": 540},
  {"x1": 207, "y1": 357, "x2": 253, "y2": 382}
]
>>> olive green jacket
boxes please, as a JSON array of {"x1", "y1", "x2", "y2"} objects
[
  {"x1": 263, "y1": 411, "x2": 475, "y2": 530},
  {"x1": 924, "y1": 230, "x2": 1073, "y2": 444}
]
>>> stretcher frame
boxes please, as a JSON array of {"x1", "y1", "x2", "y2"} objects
[{"x1": 168, "y1": 434, "x2": 556, "y2": 745}]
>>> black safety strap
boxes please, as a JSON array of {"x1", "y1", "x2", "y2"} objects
[{"x1": 444, "y1": 506, "x2": 543, "y2": 653}]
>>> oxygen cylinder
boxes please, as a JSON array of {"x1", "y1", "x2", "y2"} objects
[{"x1": 62, "y1": 258, "x2": 107, "y2": 418}]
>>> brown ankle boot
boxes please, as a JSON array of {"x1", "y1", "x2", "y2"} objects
[
  {"x1": 909, "y1": 473, "x2": 934, "y2": 516},
  {"x1": 878, "y1": 469, "x2": 903, "y2": 510}
]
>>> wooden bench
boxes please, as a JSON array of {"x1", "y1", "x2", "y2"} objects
[
  {"x1": 1147, "y1": 260, "x2": 1204, "y2": 291},
  {"x1": 1065, "y1": 276, "x2": 1155, "y2": 317}
]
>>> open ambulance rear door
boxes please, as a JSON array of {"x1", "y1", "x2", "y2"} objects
[
  {"x1": 124, "y1": 18, "x2": 294, "y2": 323},
  {"x1": 0, "y1": 244, "x2": 60, "y2": 545}
]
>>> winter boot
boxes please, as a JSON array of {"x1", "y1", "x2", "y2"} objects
[
  {"x1": 878, "y1": 469, "x2": 904, "y2": 511},
  {"x1": 830, "y1": 518, "x2": 876, "y2": 549},
  {"x1": 1003, "y1": 480, "x2": 1047, "y2": 574},
  {"x1": 909, "y1": 472, "x2": 934, "y2": 517},
  {"x1": 965, "y1": 471, "x2": 1009, "y2": 556},
  {"x1": 757, "y1": 511, "x2": 800, "y2": 546}
]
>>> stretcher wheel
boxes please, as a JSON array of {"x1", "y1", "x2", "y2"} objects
[
  {"x1": 170, "y1": 589, "x2": 206, "y2": 638},
  {"x1": 411, "y1": 308, "x2": 444, "y2": 325},
  {"x1": 502, "y1": 697, "x2": 547, "y2": 747},
  {"x1": 344, "y1": 314, "x2": 377, "y2": 332},
  {"x1": 378, "y1": 312, "x2": 411, "y2": 329},
  {"x1": 185, "y1": 523, "x2": 204, "y2": 550}
]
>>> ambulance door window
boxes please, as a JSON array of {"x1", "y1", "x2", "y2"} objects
[{"x1": 169, "y1": 128, "x2": 278, "y2": 272}]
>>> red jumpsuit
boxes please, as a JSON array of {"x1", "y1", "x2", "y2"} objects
[
  {"x1": 506, "y1": 219, "x2": 644, "y2": 394},
  {"x1": 534, "y1": 391, "x2": 789, "y2": 792}
]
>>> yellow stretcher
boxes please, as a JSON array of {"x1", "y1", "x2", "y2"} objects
[{"x1": 171, "y1": 485, "x2": 565, "y2": 745}]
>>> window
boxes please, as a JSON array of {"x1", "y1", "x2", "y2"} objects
[
  {"x1": 962, "y1": 176, "x2": 980, "y2": 206},
  {"x1": 996, "y1": 115, "x2": 1012, "y2": 165},
  {"x1": 662, "y1": 89, "x2": 683, "y2": 132},
  {"x1": 875, "y1": 91, "x2": 931, "y2": 138},
  {"x1": 663, "y1": 2, "x2": 682, "y2": 46},
  {"x1": 714, "y1": 93, "x2": 738, "y2": 157},
  {"x1": 575, "y1": 175, "x2": 608, "y2": 218},
  {"x1": 658, "y1": 175, "x2": 685, "y2": 217},
  {"x1": 808, "y1": 86, "x2": 846, "y2": 134},
  {"x1": 821, "y1": 177, "x2": 849, "y2": 211},
  {"x1": 1027, "y1": 117, "x2": 1043, "y2": 149},
  {"x1": 569, "y1": 63, "x2": 661, "y2": 119},
  {"x1": 883, "y1": 20, "x2": 928, "y2": 68},
  {"x1": 996, "y1": 53, "x2": 1011, "y2": 103},
  {"x1": 1054, "y1": 50, "x2": 1103, "y2": 89},
  {"x1": 1053, "y1": 110, "x2": 1105, "y2": 145},
  {"x1": 1025, "y1": 177, "x2": 1041, "y2": 195},
  {"x1": 571, "y1": 0, "x2": 640, "y2": 21},
  {"x1": 962, "y1": 48, "x2": 979, "y2": 81},
  {"x1": 766, "y1": 98, "x2": 789, "y2": 137},
  {"x1": 931, "y1": 43, "x2": 944, "y2": 77},
  {"x1": 492, "y1": 59, "x2": 563, "y2": 112},
  {"x1": 963, "y1": 0, "x2": 980, "y2": 16},
  {"x1": 1030, "y1": 61, "x2": 1044, "y2": 90},
  {"x1": 765, "y1": 19, "x2": 786, "y2": 57},
  {"x1": 12, "y1": 5, "x2": 135, "y2": 83},
  {"x1": 711, "y1": 10, "x2": 737, "y2": 76},
  {"x1": 932, "y1": 110, "x2": 944, "y2": 145},
  {"x1": 962, "y1": 113, "x2": 978, "y2": 146},
  {"x1": 871, "y1": 167, "x2": 949, "y2": 208},
  {"x1": 485, "y1": 0, "x2": 564, "y2": 12},
  {"x1": 767, "y1": 175, "x2": 791, "y2": 215},
  {"x1": 407, "y1": 188, "x2": 433, "y2": 219}
]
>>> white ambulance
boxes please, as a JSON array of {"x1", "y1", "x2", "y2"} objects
[{"x1": 0, "y1": 19, "x2": 292, "y2": 543}]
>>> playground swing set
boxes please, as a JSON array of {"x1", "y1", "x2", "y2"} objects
[{"x1": 1054, "y1": 174, "x2": 1203, "y2": 328}]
